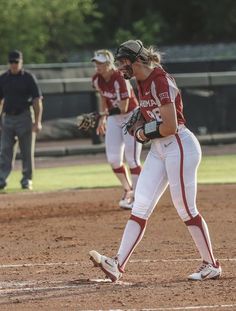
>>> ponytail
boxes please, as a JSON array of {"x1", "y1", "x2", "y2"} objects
[{"x1": 146, "y1": 46, "x2": 162, "y2": 66}]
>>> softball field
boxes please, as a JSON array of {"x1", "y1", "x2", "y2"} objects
[{"x1": 0, "y1": 147, "x2": 235, "y2": 310}]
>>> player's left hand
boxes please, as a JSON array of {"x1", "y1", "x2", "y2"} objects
[
  {"x1": 123, "y1": 107, "x2": 146, "y2": 136},
  {"x1": 96, "y1": 115, "x2": 107, "y2": 135},
  {"x1": 32, "y1": 122, "x2": 42, "y2": 133}
]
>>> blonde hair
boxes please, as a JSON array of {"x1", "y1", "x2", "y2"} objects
[
  {"x1": 145, "y1": 46, "x2": 162, "y2": 66},
  {"x1": 95, "y1": 49, "x2": 114, "y2": 64}
]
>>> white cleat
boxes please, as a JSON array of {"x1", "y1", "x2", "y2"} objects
[
  {"x1": 89, "y1": 250, "x2": 122, "y2": 282},
  {"x1": 119, "y1": 190, "x2": 134, "y2": 210},
  {"x1": 188, "y1": 260, "x2": 222, "y2": 281}
]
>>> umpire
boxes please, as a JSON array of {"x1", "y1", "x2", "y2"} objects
[{"x1": 0, "y1": 50, "x2": 43, "y2": 190}]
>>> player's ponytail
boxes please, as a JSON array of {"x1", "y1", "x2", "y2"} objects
[{"x1": 146, "y1": 46, "x2": 162, "y2": 67}]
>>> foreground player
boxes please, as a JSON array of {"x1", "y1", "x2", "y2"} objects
[
  {"x1": 91, "y1": 49, "x2": 142, "y2": 209},
  {"x1": 89, "y1": 40, "x2": 222, "y2": 281}
]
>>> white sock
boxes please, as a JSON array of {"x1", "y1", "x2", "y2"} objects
[
  {"x1": 130, "y1": 166, "x2": 141, "y2": 190},
  {"x1": 131, "y1": 174, "x2": 139, "y2": 191},
  {"x1": 113, "y1": 165, "x2": 132, "y2": 191},
  {"x1": 117, "y1": 215, "x2": 147, "y2": 271},
  {"x1": 186, "y1": 214, "x2": 216, "y2": 265}
]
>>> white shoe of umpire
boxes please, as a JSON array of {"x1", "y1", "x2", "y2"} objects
[
  {"x1": 188, "y1": 260, "x2": 222, "y2": 281},
  {"x1": 89, "y1": 250, "x2": 122, "y2": 282},
  {"x1": 119, "y1": 190, "x2": 134, "y2": 210}
]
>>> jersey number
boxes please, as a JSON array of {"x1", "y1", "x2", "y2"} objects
[{"x1": 147, "y1": 107, "x2": 162, "y2": 122}]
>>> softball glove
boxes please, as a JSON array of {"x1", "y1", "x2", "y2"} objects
[
  {"x1": 76, "y1": 112, "x2": 100, "y2": 131},
  {"x1": 123, "y1": 107, "x2": 146, "y2": 136}
]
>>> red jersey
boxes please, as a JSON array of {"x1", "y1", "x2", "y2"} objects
[
  {"x1": 92, "y1": 70, "x2": 138, "y2": 113},
  {"x1": 137, "y1": 67, "x2": 185, "y2": 125}
]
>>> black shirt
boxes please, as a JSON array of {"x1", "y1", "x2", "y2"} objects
[{"x1": 0, "y1": 69, "x2": 42, "y2": 115}]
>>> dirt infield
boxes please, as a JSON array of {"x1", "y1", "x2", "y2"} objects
[{"x1": 0, "y1": 184, "x2": 235, "y2": 310}]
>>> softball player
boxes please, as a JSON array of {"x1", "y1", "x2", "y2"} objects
[
  {"x1": 89, "y1": 41, "x2": 222, "y2": 281},
  {"x1": 91, "y1": 49, "x2": 142, "y2": 209}
]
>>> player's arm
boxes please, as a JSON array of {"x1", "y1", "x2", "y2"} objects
[
  {"x1": 96, "y1": 95, "x2": 108, "y2": 135},
  {"x1": 111, "y1": 77, "x2": 129, "y2": 114},
  {"x1": 118, "y1": 98, "x2": 129, "y2": 114},
  {"x1": 138, "y1": 102, "x2": 177, "y2": 141},
  {"x1": 138, "y1": 77, "x2": 178, "y2": 140},
  {"x1": 98, "y1": 94, "x2": 108, "y2": 115},
  {"x1": 158, "y1": 103, "x2": 177, "y2": 136}
]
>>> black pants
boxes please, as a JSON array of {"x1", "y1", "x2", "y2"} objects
[{"x1": 0, "y1": 110, "x2": 35, "y2": 187}]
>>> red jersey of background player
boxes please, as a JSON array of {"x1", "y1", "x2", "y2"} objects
[
  {"x1": 92, "y1": 70, "x2": 138, "y2": 113},
  {"x1": 137, "y1": 66, "x2": 186, "y2": 125}
]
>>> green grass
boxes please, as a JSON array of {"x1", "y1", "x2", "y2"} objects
[
  {"x1": 198, "y1": 154, "x2": 236, "y2": 184},
  {"x1": 3, "y1": 154, "x2": 236, "y2": 193},
  {"x1": 7, "y1": 163, "x2": 119, "y2": 193}
]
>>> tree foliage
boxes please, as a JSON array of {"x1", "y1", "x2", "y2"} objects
[
  {"x1": 95, "y1": 0, "x2": 236, "y2": 46},
  {"x1": 0, "y1": 0, "x2": 102, "y2": 63},
  {"x1": 0, "y1": 0, "x2": 236, "y2": 63}
]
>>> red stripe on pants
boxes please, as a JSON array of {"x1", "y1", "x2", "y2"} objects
[{"x1": 175, "y1": 134, "x2": 193, "y2": 219}]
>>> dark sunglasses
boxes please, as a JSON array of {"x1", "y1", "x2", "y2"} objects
[{"x1": 9, "y1": 60, "x2": 20, "y2": 64}]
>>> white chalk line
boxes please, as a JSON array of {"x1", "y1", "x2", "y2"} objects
[
  {"x1": 0, "y1": 278, "x2": 132, "y2": 298},
  {"x1": 0, "y1": 261, "x2": 79, "y2": 269},
  {"x1": 0, "y1": 279, "x2": 235, "y2": 310},
  {"x1": 131, "y1": 258, "x2": 236, "y2": 263},
  {"x1": 0, "y1": 284, "x2": 79, "y2": 295},
  {"x1": 0, "y1": 279, "x2": 234, "y2": 310},
  {"x1": 0, "y1": 257, "x2": 235, "y2": 269},
  {"x1": 0, "y1": 279, "x2": 131, "y2": 290}
]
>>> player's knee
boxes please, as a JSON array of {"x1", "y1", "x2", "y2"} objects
[
  {"x1": 132, "y1": 208, "x2": 149, "y2": 220},
  {"x1": 170, "y1": 184, "x2": 199, "y2": 221},
  {"x1": 129, "y1": 165, "x2": 142, "y2": 175},
  {"x1": 107, "y1": 154, "x2": 122, "y2": 168},
  {"x1": 176, "y1": 206, "x2": 199, "y2": 222},
  {"x1": 126, "y1": 159, "x2": 141, "y2": 169},
  {"x1": 132, "y1": 194, "x2": 152, "y2": 219}
]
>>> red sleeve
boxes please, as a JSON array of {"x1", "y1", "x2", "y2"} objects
[
  {"x1": 92, "y1": 74, "x2": 99, "y2": 90},
  {"x1": 152, "y1": 75, "x2": 179, "y2": 106},
  {"x1": 114, "y1": 74, "x2": 129, "y2": 100}
]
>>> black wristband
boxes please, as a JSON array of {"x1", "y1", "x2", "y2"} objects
[
  {"x1": 144, "y1": 120, "x2": 163, "y2": 139},
  {"x1": 134, "y1": 127, "x2": 145, "y2": 144},
  {"x1": 134, "y1": 127, "x2": 150, "y2": 144},
  {"x1": 109, "y1": 107, "x2": 121, "y2": 116}
]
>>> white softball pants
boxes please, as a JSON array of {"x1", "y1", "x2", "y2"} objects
[
  {"x1": 105, "y1": 113, "x2": 142, "y2": 169},
  {"x1": 132, "y1": 126, "x2": 202, "y2": 221}
]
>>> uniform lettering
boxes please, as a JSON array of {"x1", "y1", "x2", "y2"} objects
[
  {"x1": 140, "y1": 99, "x2": 157, "y2": 108},
  {"x1": 159, "y1": 92, "x2": 170, "y2": 100},
  {"x1": 102, "y1": 91, "x2": 115, "y2": 99},
  {"x1": 121, "y1": 91, "x2": 128, "y2": 98}
]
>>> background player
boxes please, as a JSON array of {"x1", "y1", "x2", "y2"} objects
[
  {"x1": 89, "y1": 40, "x2": 222, "y2": 281},
  {"x1": 91, "y1": 49, "x2": 142, "y2": 209}
]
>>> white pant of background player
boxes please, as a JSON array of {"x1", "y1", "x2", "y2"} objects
[
  {"x1": 90, "y1": 126, "x2": 222, "y2": 282},
  {"x1": 105, "y1": 112, "x2": 142, "y2": 209}
]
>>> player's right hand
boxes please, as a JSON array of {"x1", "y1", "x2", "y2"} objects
[{"x1": 96, "y1": 115, "x2": 106, "y2": 135}]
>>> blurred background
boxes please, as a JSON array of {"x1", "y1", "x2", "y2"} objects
[{"x1": 0, "y1": 0, "x2": 236, "y2": 143}]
